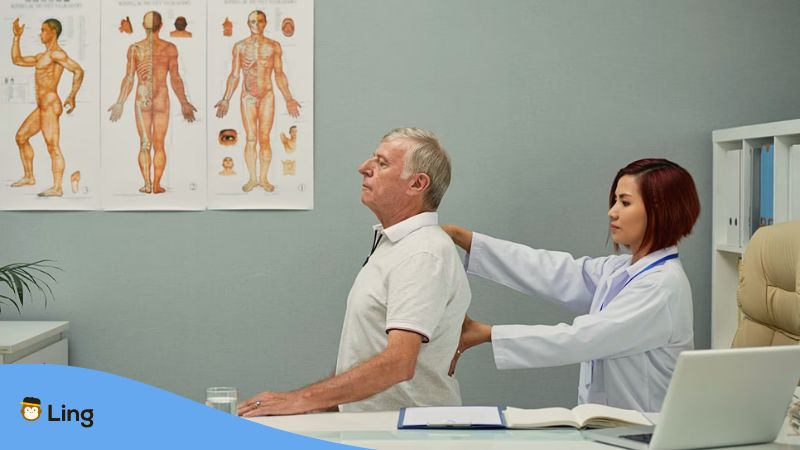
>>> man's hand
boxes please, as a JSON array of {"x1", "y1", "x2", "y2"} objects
[
  {"x1": 13, "y1": 18, "x2": 24, "y2": 38},
  {"x1": 286, "y1": 98, "x2": 301, "y2": 118},
  {"x1": 214, "y1": 99, "x2": 229, "y2": 118},
  {"x1": 181, "y1": 102, "x2": 197, "y2": 122},
  {"x1": 448, "y1": 315, "x2": 492, "y2": 376},
  {"x1": 238, "y1": 391, "x2": 308, "y2": 417},
  {"x1": 107, "y1": 103, "x2": 124, "y2": 122},
  {"x1": 63, "y1": 96, "x2": 77, "y2": 114}
]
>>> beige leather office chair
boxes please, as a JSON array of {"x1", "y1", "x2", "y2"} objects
[{"x1": 731, "y1": 220, "x2": 800, "y2": 347}]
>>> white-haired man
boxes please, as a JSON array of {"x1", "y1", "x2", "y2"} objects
[{"x1": 239, "y1": 128, "x2": 471, "y2": 415}]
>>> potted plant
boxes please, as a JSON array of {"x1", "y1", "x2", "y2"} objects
[{"x1": 0, "y1": 260, "x2": 60, "y2": 315}]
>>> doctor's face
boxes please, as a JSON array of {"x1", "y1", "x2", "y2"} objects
[{"x1": 608, "y1": 175, "x2": 648, "y2": 254}]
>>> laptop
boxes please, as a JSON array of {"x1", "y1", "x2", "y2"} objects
[{"x1": 583, "y1": 346, "x2": 800, "y2": 450}]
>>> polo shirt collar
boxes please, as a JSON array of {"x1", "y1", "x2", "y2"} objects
[
  {"x1": 372, "y1": 212, "x2": 439, "y2": 243},
  {"x1": 624, "y1": 245, "x2": 679, "y2": 277}
]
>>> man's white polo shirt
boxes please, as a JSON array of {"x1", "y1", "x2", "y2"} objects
[{"x1": 336, "y1": 212, "x2": 471, "y2": 412}]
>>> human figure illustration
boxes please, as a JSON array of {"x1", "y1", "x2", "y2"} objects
[
  {"x1": 215, "y1": 10, "x2": 300, "y2": 192},
  {"x1": 170, "y1": 17, "x2": 192, "y2": 38},
  {"x1": 219, "y1": 157, "x2": 236, "y2": 176},
  {"x1": 11, "y1": 18, "x2": 84, "y2": 197},
  {"x1": 108, "y1": 11, "x2": 197, "y2": 194},
  {"x1": 280, "y1": 125, "x2": 296, "y2": 153}
]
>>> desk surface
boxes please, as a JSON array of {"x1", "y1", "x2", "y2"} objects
[
  {"x1": 0, "y1": 321, "x2": 69, "y2": 354},
  {"x1": 250, "y1": 410, "x2": 800, "y2": 450}
]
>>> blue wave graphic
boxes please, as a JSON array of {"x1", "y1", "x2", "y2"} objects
[{"x1": 1, "y1": 364, "x2": 358, "y2": 449}]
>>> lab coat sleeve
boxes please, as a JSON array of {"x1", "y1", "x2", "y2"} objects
[
  {"x1": 466, "y1": 232, "x2": 620, "y2": 314},
  {"x1": 492, "y1": 272, "x2": 674, "y2": 369}
]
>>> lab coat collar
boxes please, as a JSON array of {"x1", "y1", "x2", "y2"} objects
[
  {"x1": 372, "y1": 212, "x2": 439, "y2": 243},
  {"x1": 625, "y1": 245, "x2": 679, "y2": 276}
]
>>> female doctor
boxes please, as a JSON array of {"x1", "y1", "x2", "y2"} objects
[{"x1": 443, "y1": 158, "x2": 700, "y2": 412}]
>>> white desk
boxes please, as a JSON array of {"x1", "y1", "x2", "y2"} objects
[
  {"x1": 250, "y1": 410, "x2": 800, "y2": 449},
  {"x1": 0, "y1": 321, "x2": 69, "y2": 364}
]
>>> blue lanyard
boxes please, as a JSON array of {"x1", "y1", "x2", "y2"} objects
[
  {"x1": 599, "y1": 253, "x2": 678, "y2": 312},
  {"x1": 589, "y1": 252, "x2": 680, "y2": 387}
]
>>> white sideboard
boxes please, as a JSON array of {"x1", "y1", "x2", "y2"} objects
[{"x1": 0, "y1": 321, "x2": 69, "y2": 364}]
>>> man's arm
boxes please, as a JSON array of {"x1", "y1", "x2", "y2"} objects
[
  {"x1": 214, "y1": 44, "x2": 240, "y2": 118},
  {"x1": 239, "y1": 329, "x2": 422, "y2": 417},
  {"x1": 11, "y1": 18, "x2": 36, "y2": 67},
  {"x1": 271, "y1": 42, "x2": 300, "y2": 118},
  {"x1": 108, "y1": 45, "x2": 136, "y2": 122},
  {"x1": 166, "y1": 44, "x2": 196, "y2": 122},
  {"x1": 51, "y1": 51, "x2": 84, "y2": 114}
]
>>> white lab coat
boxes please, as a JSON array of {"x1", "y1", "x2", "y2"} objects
[{"x1": 466, "y1": 232, "x2": 694, "y2": 412}]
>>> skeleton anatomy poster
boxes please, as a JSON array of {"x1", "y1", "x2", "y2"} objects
[
  {"x1": 0, "y1": 0, "x2": 101, "y2": 210},
  {"x1": 207, "y1": 0, "x2": 313, "y2": 210},
  {"x1": 1, "y1": 0, "x2": 313, "y2": 211},
  {"x1": 101, "y1": 0, "x2": 206, "y2": 210}
]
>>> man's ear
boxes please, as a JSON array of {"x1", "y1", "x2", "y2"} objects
[{"x1": 408, "y1": 172, "x2": 430, "y2": 196}]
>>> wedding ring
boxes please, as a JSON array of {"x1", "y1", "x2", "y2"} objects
[{"x1": 254, "y1": 401, "x2": 261, "y2": 408}]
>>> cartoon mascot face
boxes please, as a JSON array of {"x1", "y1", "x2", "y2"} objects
[{"x1": 20, "y1": 397, "x2": 42, "y2": 421}]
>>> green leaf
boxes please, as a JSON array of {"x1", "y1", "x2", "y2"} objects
[{"x1": 0, "y1": 261, "x2": 60, "y2": 315}]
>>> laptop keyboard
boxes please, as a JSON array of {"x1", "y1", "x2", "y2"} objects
[{"x1": 621, "y1": 433, "x2": 653, "y2": 444}]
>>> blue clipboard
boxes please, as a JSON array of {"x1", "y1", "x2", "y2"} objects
[{"x1": 397, "y1": 406, "x2": 507, "y2": 429}]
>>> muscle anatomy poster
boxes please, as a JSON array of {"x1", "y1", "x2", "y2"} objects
[
  {"x1": 207, "y1": 0, "x2": 313, "y2": 210},
  {"x1": 0, "y1": 0, "x2": 101, "y2": 210},
  {"x1": 0, "y1": 0, "x2": 313, "y2": 211}
]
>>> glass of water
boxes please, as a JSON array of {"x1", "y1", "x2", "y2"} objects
[{"x1": 205, "y1": 387, "x2": 238, "y2": 415}]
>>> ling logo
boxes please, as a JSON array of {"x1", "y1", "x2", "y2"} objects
[
  {"x1": 19, "y1": 396, "x2": 94, "y2": 428},
  {"x1": 20, "y1": 397, "x2": 42, "y2": 421}
]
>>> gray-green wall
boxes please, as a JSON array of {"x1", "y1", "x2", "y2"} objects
[{"x1": 3, "y1": 0, "x2": 800, "y2": 408}]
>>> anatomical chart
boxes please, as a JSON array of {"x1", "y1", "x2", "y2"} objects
[
  {"x1": 207, "y1": 0, "x2": 313, "y2": 210},
  {"x1": 100, "y1": 0, "x2": 206, "y2": 210},
  {"x1": 0, "y1": 0, "x2": 101, "y2": 210}
]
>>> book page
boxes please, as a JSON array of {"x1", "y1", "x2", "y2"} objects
[
  {"x1": 503, "y1": 407, "x2": 580, "y2": 429},
  {"x1": 572, "y1": 403, "x2": 651, "y2": 428},
  {"x1": 401, "y1": 406, "x2": 503, "y2": 427}
]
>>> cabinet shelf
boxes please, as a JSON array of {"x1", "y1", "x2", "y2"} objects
[
  {"x1": 712, "y1": 119, "x2": 800, "y2": 349},
  {"x1": 715, "y1": 244, "x2": 743, "y2": 255}
]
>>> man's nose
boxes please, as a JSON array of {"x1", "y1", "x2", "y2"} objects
[{"x1": 358, "y1": 160, "x2": 372, "y2": 176}]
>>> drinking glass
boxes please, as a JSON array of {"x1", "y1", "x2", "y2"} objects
[{"x1": 205, "y1": 387, "x2": 238, "y2": 415}]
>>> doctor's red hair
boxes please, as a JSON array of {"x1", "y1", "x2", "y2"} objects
[{"x1": 609, "y1": 158, "x2": 700, "y2": 253}]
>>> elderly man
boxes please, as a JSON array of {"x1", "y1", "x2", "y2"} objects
[{"x1": 239, "y1": 128, "x2": 471, "y2": 415}]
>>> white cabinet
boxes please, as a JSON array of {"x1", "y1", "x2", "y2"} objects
[
  {"x1": 0, "y1": 321, "x2": 69, "y2": 364},
  {"x1": 711, "y1": 120, "x2": 800, "y2": 348}
]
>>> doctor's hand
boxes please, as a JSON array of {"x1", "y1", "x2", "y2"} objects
[
  {"x1": 441, "y1": 224, "x2": 474, "y2": 253},
  {"x1": 238, "y1": 390, "x2": 308, "y2": 417},
  {"x1": 448, "y1": 315, "x2": 492, "y2": 376}
]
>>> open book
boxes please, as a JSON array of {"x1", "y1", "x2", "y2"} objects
[
  {"x1": 504, "y1": 404, "x2": 651, "y2": 429},
  {"x1": 398, "y1": 404, "x2": 651, "y2": 430}
]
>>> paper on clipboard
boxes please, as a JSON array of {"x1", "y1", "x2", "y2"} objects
[{"x1": 398, "y1": 406, "x2": 505, "y2": 429}]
